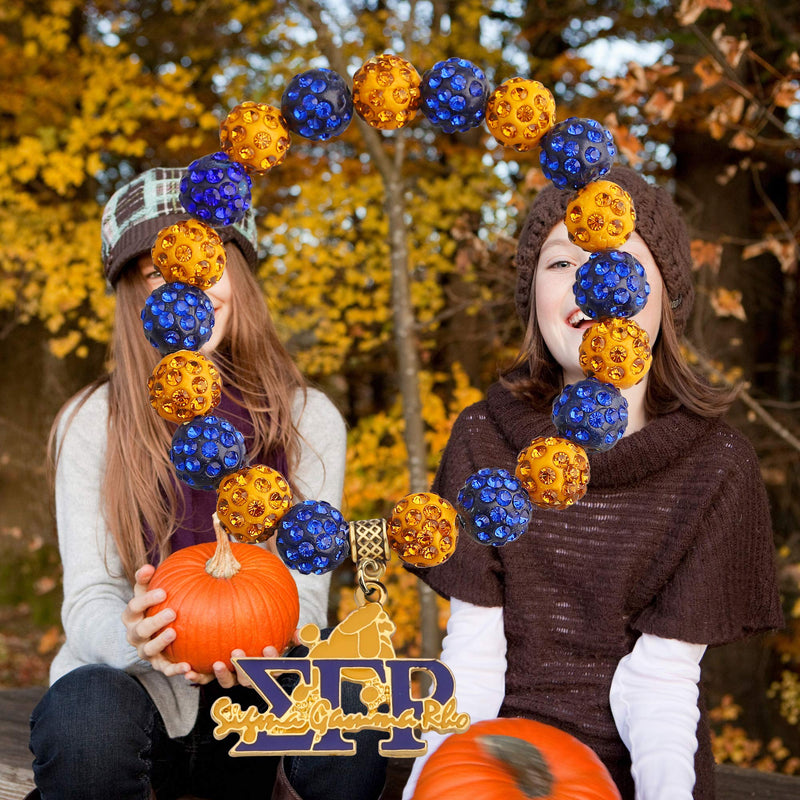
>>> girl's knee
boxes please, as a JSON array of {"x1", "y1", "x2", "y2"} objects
[
  {"x1": 30, "y1": 665, "x2": 161, "y2": 799},
  {"x1": 31, "y1": 665, "x2": 154, "y2": 753}
]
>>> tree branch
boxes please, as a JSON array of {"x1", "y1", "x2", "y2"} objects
[
  {"x1": 750, "y1": 164, "x2": 799, "y2": 257},
  {"x1": 685, "y1": 342, "x2": 800, "y2": 454},
  {"x1": 291, "y1": 0, "x2": 397, "y2": 182},
  {"x1": 290, "y1": 0, "x2": 441, "y2": 659},
  {"x1": 689, "y1": 22, "x2": 789, "y2": 134}
]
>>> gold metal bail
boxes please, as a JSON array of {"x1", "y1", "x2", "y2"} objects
[
  {"x1": 349, "y1": 518, "x2": 390, "y2": 565},
  {"x1": 349, "y1": 518, "x2": 390, "y2": 607}
]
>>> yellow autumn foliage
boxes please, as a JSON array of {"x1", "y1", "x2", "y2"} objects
[
  {"x1": 1, "y1": 0, "x2": 519, "y2": 370},
  {"x1": 0, "y1": 0, "x2": 227, "y2": 355},
  {"x1": 339, "y1": 361, "x2": 482, "y2": 657},
  {"x1": 3, "y1": 2, "x2": 798, "y2": 768},
  {"x1": 1, "y1": 0, "x2": 521, "y2": 661},
  {"x1": 710, "y1": 693, "x2": 800, "y2": 775},
  {"x1": 342, "y1": 362, "x2": 482, "y2": 520}
]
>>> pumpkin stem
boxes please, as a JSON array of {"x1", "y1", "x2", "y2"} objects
[
  {"x1": 206, "y1": 513, "x2": 242, "y2": 579},
  {"x1": 477, "y1": 734, "x2": 554, "y2": 799}
]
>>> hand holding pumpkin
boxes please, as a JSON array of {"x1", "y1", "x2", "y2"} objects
[
  {"x1": 184, "y1": 643, "x2": 283, "y2": 688},
  {"x1": 143, "y1": 515, "x2": 300, "y2": 675},
  {"x1": 122, "y1": 564, "x2": 192, "y2": 678}
]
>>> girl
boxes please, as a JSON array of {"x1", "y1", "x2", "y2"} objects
[
  {"x1": 403, "y1": 166, "x2": 783, "y2": 799},
  {"x1": 29, "y1": 168, "x2": 384, "y2": 800}
]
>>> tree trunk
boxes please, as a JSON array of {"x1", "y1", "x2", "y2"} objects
[
  {"x1": 673, "y1": 129, "x2": 798, "y2": 753},
  {"x1": 296, "y1": 1, "x2": 442, "y2": 657},
  {"x1": 383, "y1": 160, "x2": 443, "y2": 658}
]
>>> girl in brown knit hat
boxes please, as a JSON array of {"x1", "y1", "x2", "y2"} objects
[{"x1": 404, "y1": 166, "x2": 783, "y2": 800}]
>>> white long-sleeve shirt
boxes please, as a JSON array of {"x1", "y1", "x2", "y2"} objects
[{"x1": 403, "y1": 600, "x2": 705, "y2": 800}]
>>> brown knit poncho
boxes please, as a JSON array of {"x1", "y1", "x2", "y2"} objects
[{"x1": 415, "y1": 380, "x2": 783, "y2": 799}]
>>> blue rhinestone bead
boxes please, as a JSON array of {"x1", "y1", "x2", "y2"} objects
[
  {"x1": 539, "y1": 118, "x2": 616, "y2": 191},
  {"x1": 141, "y1": 282, "x2": 215, "y2": 354},
  {"x1": 179, "y1": 152, "x2": 252, "y2": 226},
  {"x1": 280, "y1": 68, "x2": 353, "y2": 141},
  {"x1": 552, "y1": 378, "x2": 628, "y2": 452},
  {"x1": 170, "y1": 414, "x2": 246, "y2": 490},
  {"x1": 456, "y1": 467, "x2": 533, "y2": 546},
  {"x1": 573, "y1": 251, "x2": 650, "y2": 320},
  {"x1": 275, "y1": 499, "x2": 350, "y2": 575},
  {"x1": 420, "y1": 57, "x2": 489, "y2": 134}
]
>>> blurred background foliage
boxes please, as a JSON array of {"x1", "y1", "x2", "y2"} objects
[{"x1": 1, "y1": 0, "x2": 799, "y2": 774}]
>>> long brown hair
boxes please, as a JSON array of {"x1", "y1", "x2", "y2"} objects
[
  {"x1": 502, "y1": 267, "x2": 735, "y2": 419},
  {"x1": 50, "y1": 245, "x2": 306, "y2": 583}
]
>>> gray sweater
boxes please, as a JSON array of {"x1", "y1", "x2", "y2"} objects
[{"x1": 50, "y1": 383, "x2": 347, "y2": 737}]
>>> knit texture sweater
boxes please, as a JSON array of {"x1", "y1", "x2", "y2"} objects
[
  {"x1": 50, "y1": 382, "x2": 346, "y2": 738},
  {"x1": 415, "y1": 379, "x2": 783, "y2": 799}
]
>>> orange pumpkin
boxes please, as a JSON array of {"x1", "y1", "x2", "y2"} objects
[
  {"x1": 146, "y1": 514, "x2": 299, "y2": 672},
  {"x1": 414, "y1": 717, "x2": 621, "y2": 800}
]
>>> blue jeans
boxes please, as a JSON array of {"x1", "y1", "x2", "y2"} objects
[{"x1": 29, "y1": 664, "x2": 387, "y2": 800}]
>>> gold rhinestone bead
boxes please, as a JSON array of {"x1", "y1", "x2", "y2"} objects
[
  {"x1": 486, "y1": 77, "x2": 556, "y2": 151},
  {"x1": 387, "y1": 492, "x2": 459, "y2": 567},
  {"x1": 565, "y1": 180, "x2": 636, "y2": 252},
  {"x1": 515, "y1": 436, "x2": 590, "y2": 509},
  {"x1": 147, "y1": 350, "x2": 221, "y2": 423},
  {"x1": 151, "y1": 220, "x2": 226, "y2": 290},
  {"x1": 578, "y1": 318, "x2": 652, "y2": 389},
  {"x1": 216, "y1": 465, "x2": 293, "y2": 542},
  {"x1": 352, "y1": 54, "x2": 421, "y2": 130},
  {"x1": 220, "y1": 101, "x2": 291, "y2": 175}
]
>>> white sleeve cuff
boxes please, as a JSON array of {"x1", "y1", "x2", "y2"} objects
[
  {"x1": 402, "y1": 598, "x2": 506, "y2": 799},
  {"x1": 610, "y1": 633, "x2": 706, "y2": 800}
]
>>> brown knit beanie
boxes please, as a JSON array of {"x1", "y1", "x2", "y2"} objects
[
  {"x1": 515, "y1": 165, "x2": 695, "y2": 335},
  {"x1": 101, "y1": 167, "x2": 259, "y2": 286}
]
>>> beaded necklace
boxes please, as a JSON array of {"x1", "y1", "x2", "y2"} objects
[{"x1": 142, "y1": 53, "x2": 653, "y2": 579}]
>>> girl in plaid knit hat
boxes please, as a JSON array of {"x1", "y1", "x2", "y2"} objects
[
  {"x1": 404, "y1": 167, "x2": 782, "y2": 800},
  {"x1": 29, "y1": 170, "x2": 386, "y2": 800}
]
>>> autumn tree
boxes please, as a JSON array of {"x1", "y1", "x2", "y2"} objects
[
  {"x1": 517, "y1": 0, "x2": 800, "y2": 766},
  {"x1": 1, "y1": 0, "x2": 799, "y2": 771},
  {"x1": 0, "y1": 0, "x2": 518, "y2": 671}
]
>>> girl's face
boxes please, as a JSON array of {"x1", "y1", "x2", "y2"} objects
[
  {"x1": 534, "y1": 223, "x2": 665, "y2": 385},
  {"x1": 138, "y1": 253, "x2": 232, "y2": 356}
]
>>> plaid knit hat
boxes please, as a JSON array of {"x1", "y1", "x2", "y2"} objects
[
  {"x1": 516, "y1": 165, "x2": 695, "y2": 335},
  {"x1": 101, "y1": 167, "x2": 259, "y2": 286}
]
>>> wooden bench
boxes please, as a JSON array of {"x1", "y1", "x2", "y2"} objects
[
  {"x1": 2, "y1": 688, "x2": 799, "y2": 799},
  {"x1": 1, "y1": 688, "x2": 41, "y2": 800}
]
